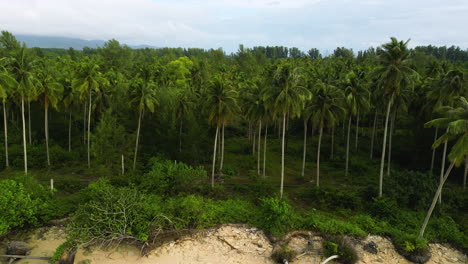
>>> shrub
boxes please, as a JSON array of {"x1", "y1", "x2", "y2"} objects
[
  {"x1": 271, "y1": 244, "x2": 296, "y2": 263},
  {"x1": 304, "y1": 212, "x2": 366, "y2": 237},
  {"x1": 70, "y1": 179, "x2": 166, "y2": 243},
  {"x1": 0, "y1": 179, "x2": 46, "y2": 234},
  {"x1": 138, "y1": 159, "x2": 206, "y2": 196},
  {"x1": 323, "y1": 237, "x2": 358, "y2": 264},
  {"x1": 256, "y1": 197, "x2": 297, "y2": 236}
]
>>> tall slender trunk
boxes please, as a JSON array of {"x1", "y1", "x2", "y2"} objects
[
  {"x1": 418, "y1": 161, "x2": 455, "y2": 239},
  {"x1": 330, "y1": 126, "x2": 335, "y2": 160},
  {"x1": 355, "y1": 108, "x2": 360, "y2": 151},
  {"x1": 133, "y1": 108, "x2": 142, "y2": 170},
  {"x1": 3, "y1": 101, "x2": 8, "y2": 167},
  {"x1": 219, "y1": 123, "x2": 225, "y2": 176},
  {"x1": 285, "y1": 113, "x2": 290, "y2": 150},
  {"x1": 121, "y1": 154, "x2": 125, "y2": 176},
  {"x1": 316, "y1": 123, "x2": 323, "y2": 187},
  {"x1": 218, "y1": 127, "x2": 221, "y2": 157},
  {"x1": 280, "y1": 113, "x2": 286, "y2": 198},
  {"x1": 263, "y1": 124, "x2": 268, "y2": 178},
  {"x1": 464, "y1": 157, "x2": 467, "y2": 189},
  {"x1": 370, "y1": 111, "x2": 377, "y2": 159},
  {"x1": 248, "y1": 121, "x2": 252, "y2": 140},
  {"x1": 83, "y1": 102, "x2": 87, "y2": 144},
  {"x1": 179, "y1": 120, "x2": 182, "y2": 153},
  {"x1": 87, "y1": 91, "x2": 92, "y2": 169},
  {"x1": 430, "y1": 128, "x2": 438, "y2": 173},
  {"x1": 211, "y1": 125, "x2": 219, "y2": 189},
  {"x1": 21, "y1": 96, "x2": 28, "y2": 174},
  {"x1": 387, "y1": 110, "x2": 396, "y2": 176},
  {"x1": 438, "y1": 139, "x2": 448, "y2": 204},
  {"x1": 68, "y1": 111, "x2": 72, "y2": 152},
  {"x1": 257, "y1": 120, "x2": 262, "y2": 175},
  {"x1": 342, "y1": 120, "x2": 345, "y2": 139},
  {"x1": 379, "y1": 100, "x2": 392, "y2": 197},
  {"x1": 45, "y1": 104, "x2": 50, "y2": 166},
  {"x1": 252, "y1": 122, "x2": 256, "y2": 155},
  {"x1": 28, "y1": 101, "x2": 31, "y2": 144},
  {"x1": 345, "y1": 115, "x2": 352, "y2": 177},
  {"x1": 301, "y1": 119, "x2": 308, "y2": 177}
]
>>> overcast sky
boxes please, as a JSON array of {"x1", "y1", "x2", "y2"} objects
[{"x1": 1, "y1": 0, "x2": 467, "y2": 53}]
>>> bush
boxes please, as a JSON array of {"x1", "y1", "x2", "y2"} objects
[
  {"x1": 323, "y1": 237, "x2": 358, "y2": 264},
  {"x1": 71, "y1": 179, "x2": 167, "y2": 243},
  {"x1": 271, "y1": 244, "x2": 296, "y2": 263},
  {"x1": 138, "y1": 159, "x2": 206, "y2": 196},
  {"x1": 304, "y1": 212, "x2": 366, "y2": 237},
  {"x1": 0, "y1": 179, "x2": 47, "y2": 234},
  {"x1": 256, "y1": 197, "x2": 297, "y2": 236}
]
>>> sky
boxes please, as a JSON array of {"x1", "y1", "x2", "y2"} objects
[{"x1": 0, "y1": 0, "x2": 467, "y2": 53}]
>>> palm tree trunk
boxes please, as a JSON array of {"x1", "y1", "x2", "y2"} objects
[
  {"x1": 464, "y1": 157, "x2": 467, "y2": 189},
  {"x1": 379, "y1": 100, "x2": 392, "y2": 197},
  {"x1": 387, "y1": 110, "x2": 396, "y2": 176},
  {"x1": 257, "y1": 120, "x2": 262, "y2": 175},
  {"x1": 330, "y1": 126, "x2": 335, "y2": 160},
  {"x1": 68, "y1": 111, "x2": 72, "y2": 152},
  {"x1": 263, "y1": 124, "x2": 268, "y2": 178},
  {"x1": 301, "y1": 119, "x2": 308, "y2": 177},
  {"x1": 252, "y1": 122, "x2": 256, "y2": 155},
  {"x1": 280, "y1": 112, "x2": 286, "y2": 198},
  {"x1": 430, "y1": 128, "x2": 438, "y2": 173},
  {"x1": 248, "y1": 121, "x2": 252, "y2": 140},
  {"x1": 87, "y1": 91, "x2": 92, "y2": 168},
  {"x1": 211, "y1": 125, "x2": 219, "y2": 188},
  {"x1": 438, "y1": 139, "x2": 448, "y2": 204},
  {"x1": 21, "y1": 96, "x2": 28, "y2": 174},
  {"x1": 133, "y1": 108, "x2": 142, "y2": 170},
  {"x1": 28, "y1": 101, "x2": 31, "y2": 144},
  {"x1": 45, "y1": 104, "x2": 50, "y2": 166},
  {"x1": 219, "y1": 123, "x2": 225, "y2": 176},
  {"x1": 345, "y1": 115, "x2": 352, "y2": 177},
  {"x1": 121, "y1": 154, "x2": 125, "y2": 176},
  {"x1": 370, "y1": 111, "x2": 377, "y2": 159},
  {"x1": 3, "y1": 101, "x2": 9, "y2": 167},
  {"x1": 179, "y1": 120, "x2": 182, "y2": 153},
  {"x1": 83, "y1": 102, "x2": 87, "y2": 144},
  {"x1": 316, "y1": 123, "x2": 323, "y2": 187},
  {"x1": 355, "y1": 108, "x2": 360, "y2": 150},
  {"x1": 418, "y1": 161, "x2": 455, "y2": 239}
]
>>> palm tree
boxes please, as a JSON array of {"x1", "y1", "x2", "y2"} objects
[
  {"x1": 343, "y1": 70, "x2": 370, "y2": 177},
  {"x1": 301, "y1": 98, "x2": 313, "y2": 177},
  {"x1": 266, "y1": 60, "x2": 310, "y2": 198},
  {"x1": 37, "y1": 59, "x2": 64, "y2": 166},
  {"x1": 0, "y1": 60, "x2": 18, "y2": 168},
  {"x1": 310, "y1": 81, "x2": 345, "y2": 186},
  {"x1": 373, "y1": 37, "x2": 418, "y2": 197},
  {"x1": 205, "y1": 74, "x2": 238, "y2": 188},
  {"x1": 129, "y1": 77, "x2": 158, "y2": 169},
  {"x1": 9, "y1": 46, "x2": 38, "y2": 174},
  {"x1": 419, "y1": 96, "x2": 468, "y2": 239},
  {"x1": 72, "y1": 59, "x2": 106, "y2": 168}
]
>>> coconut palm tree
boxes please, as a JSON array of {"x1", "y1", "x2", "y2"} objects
[
  {"x1": 310, "y1": 81, "x2": 345, "y2": 186},
  {"x1": 9, "y1": 45, "x2": 38, "y2": 174},
  {"x1": 205, "y1": 74, "x2": 238, "y2": 188},
  {"x1": 373, "y1": 37, "x2": 418, "y2": 197},
  {"x1": 37, "y1": 58, "x2": 64, "y2": 166},
  {"x1": 0, "y1": 60, "x2": 18, "y2": 167},
  {"x1": 129, "y1": 77, "x2": 158, "y2": 170},
  {"x1": 175, "y1": 90, "x2": 194, "y2": 153},
  {"x1": 72, "y1": 58, "x2": 106, "y2": 168},
  {"x1": 266, "y1": 60, "x2": 310, "y2": 197},
  {"x1": 343, "y1": 70, "x2": 370, "y2": 177},
  {"x1": 419, "y1": 96, "x2": 468, "y2": 239}
]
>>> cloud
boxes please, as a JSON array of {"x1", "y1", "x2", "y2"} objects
[{"x1": 0, "y1": 0, "x2": 466, "y2": 52}]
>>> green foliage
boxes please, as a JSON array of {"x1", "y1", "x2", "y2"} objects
[
  {"x1": 138, "y1": 159, "x2": 206, "y2": 195},
  {"x1": 304, "y1": 211, "x2": 366, "y2": 237},
  {"x1": 323, "y1": 237, "x2": 358, "y2": 264},
  {"x1": 256, "y1": 197, "x2": 297, "y2": 236},
  {"x1": 50, "y1": 240, "x2": 77, "y2": 264},
  {"x1": 0, "y1": 178, "x2": 49, "y2": 234}
]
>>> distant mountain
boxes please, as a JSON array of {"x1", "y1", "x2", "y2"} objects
[{"x1": 15, "y1": 34, "x2": 159, "y2": 50}]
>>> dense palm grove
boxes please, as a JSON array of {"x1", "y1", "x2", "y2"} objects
[{"x1": 0, "y1": 30, "x2": 467, "y2": 263}]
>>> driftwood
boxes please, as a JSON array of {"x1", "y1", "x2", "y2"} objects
[{"x1": 0, "y1": 254, "x2": 51, "y2": 260}]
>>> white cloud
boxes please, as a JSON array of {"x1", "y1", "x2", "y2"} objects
[{"x1": 0, "y1": 0, "x2": 466, "y2": 52}]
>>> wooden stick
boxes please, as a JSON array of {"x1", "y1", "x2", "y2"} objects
[{"x1": 0, "y1": 255, "x2": 51, "y2": 260}]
